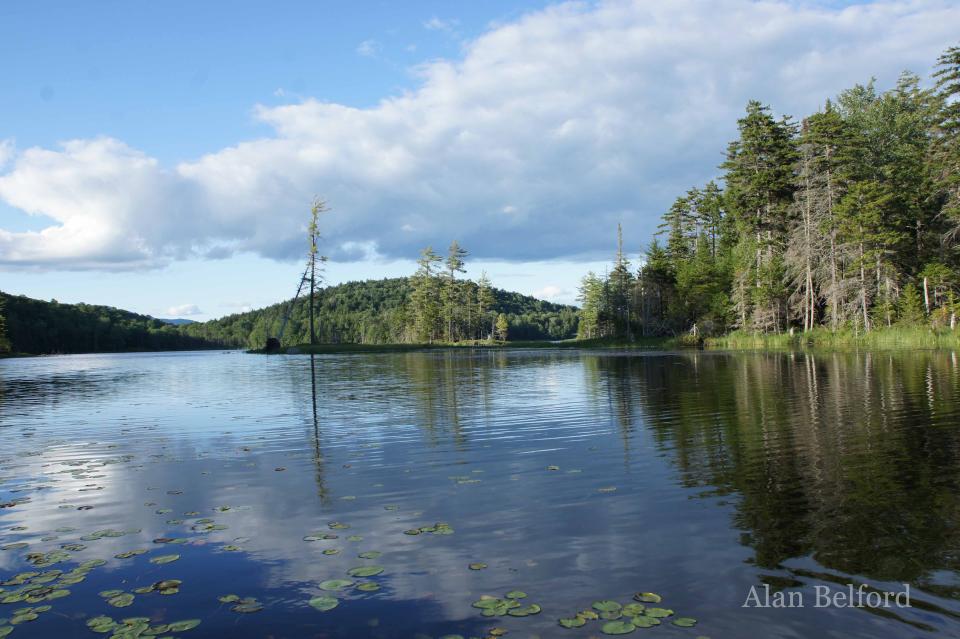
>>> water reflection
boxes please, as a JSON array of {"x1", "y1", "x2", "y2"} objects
[{"x1": 0, "y1": 350, "x2": 958, "y2": 638}]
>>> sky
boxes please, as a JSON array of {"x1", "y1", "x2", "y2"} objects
[{"x1": 1, "y1": 0, "x2": 958, "y2": 319}]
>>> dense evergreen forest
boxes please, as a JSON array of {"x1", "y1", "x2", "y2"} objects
[
  {"x1": 0, "y1": 292, "x2": 216, "y2": 355},
  {"x1": 181, "y1": 271, "x2": 579, "y2": 349},
  {"x1": 579, "y1": 46, "x2": 960, "y2": 339}
]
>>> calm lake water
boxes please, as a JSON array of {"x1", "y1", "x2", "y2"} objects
[{"x1": 2, "y1": 349, "x2": 960, "y2": 638}]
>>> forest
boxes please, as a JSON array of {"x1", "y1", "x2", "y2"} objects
[
  {"x1": 180, "y1": 264, "x2": 579, "y2": 349},
  {"x1": 0, "y1": 292, "x2": 215, "y2": 355},
  {"x1": 578, "y1": 45, "x2": 960, "y2": 340}
]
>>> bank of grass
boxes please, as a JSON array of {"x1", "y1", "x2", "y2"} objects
[
  {"x1": 706, "y1": 326, "x2": 960, "y2": 351},
  {"x1": 260, "y1": 335, "x2": 688, "y2": 355}
]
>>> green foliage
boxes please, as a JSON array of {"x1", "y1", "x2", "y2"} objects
[
  {"x1": 495, "y1": 313, "x2": 509, "y2": 342},
  {"x1": 0, "y1": 292, "x2": 215, "y2": 355},
  {"x1": 0, "y1": 296, "x2": 11, "y2": 354},
  {"x1": 582, "y1": 44, "x2": 960, "y2": 342},
  {"x1": 182, "y1": 277, "x2": 577, "y2": 348}
]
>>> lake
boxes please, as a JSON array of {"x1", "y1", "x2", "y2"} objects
[{"x1": 1, "y1": 349, "x2": 959, "y2": 638}]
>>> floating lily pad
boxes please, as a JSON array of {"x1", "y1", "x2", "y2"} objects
[
  {"x1": 505, "y1": 591, "x2": 527, "y2": 600},
  {"x1": 358, "y1": 551, "x2": 381, "y2": 559},
  {"x1": 107, "y1": 593, "x2": 134, "y2": 608},
  {"x1": 99, "y1": 590, "x2": 124, "y2": 598},
  {"x1": 347, "y1": 566, "x2": 384, "y2": 578},
  {"x1": 632, "y1": 615, "x2": 660, "y2": 628},
  {"x1": 328, "y1": 522, "x2": 349, "y2": 530},
  {"x1": 231, "y1": 597, "x2": 263, "y2": 613},
  {"x1": 593, "y1": 600, "x2": 622, "y2": 612},
  {"x1": 507, "y1": 604, "x2": 541, "y2": 617},
  {"x1": 468, "y1": 562, "x2": 487, "y2": 570},
  {"x1": 322, "y1": 549, "x2": 340, "y2": 556},
  {"x1": 559, "y1": 617, "x2": 587, "y2": 629},
  {"x1": 218, "y1": 594, "x2": 240, "y2": 603},
  {"x1": 309, "y1": 595, "x2": 339, "y2": 611},
  {"x1": 672, "y1": 617, "x2": 697, "y2": 627},
  {"x1": 150, "y1": 554, "x2": 180, "y2": 564},
  {"x1": 320, "y1": 579, "x2": 354, "y2": 591},
  {"x1": 346, "y1": 535, "x2": 363, "y2": 542},
  {"x1": 634, "y1": 592, "x2": 661, "y2": 603},
  {"x1": 601, "y1": 620, "x2": 636, "y2": 635},
  {"x1": 644, "y1": 607, "x2": 673, "y2": 618},
  {"x1": 168, "y1": 619, "x2": 201, "y2": 631},
  {"x1": 621, "y1": 603, "x2": 645, "y2": 616}
]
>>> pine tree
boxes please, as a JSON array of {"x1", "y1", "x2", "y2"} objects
[
  {"x1": 411, "y1": 247, "x2": 442, "y2": 342},
  {"x1": 932, "y1": 46, "x2": 960, "y2": 243},
  {"x1": 897, "y1": 282, "x2": 925, "y2": 325},
  {"x1": 476, "y1": 271, "x2": 496, "y2": 340},
  {"x1": 577, "y1": 272, "x2": 604, "y2": 339},
  {"x1": 721, "y1": 100, "x2": 798, "y2": 332},
  {"x1": 441, "y1": 240, "x2": 468, "y2": 341},
  {"x1": 609, "y1": 224, "x2": 634, "y2": 338}
]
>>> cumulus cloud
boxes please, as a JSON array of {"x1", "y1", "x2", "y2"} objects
[
  {"x1": 356, "y1": 39, "x2": 380, "y2": 57},
  {"x1": 534, "y1": 285, "x2": 567, "y2": 301},
  {"x1": 1, "y1": 0, "x2": 958, "y2": 270},
  {"x1": 166, "y1": 303, "x2": 202, "y2": 316}
]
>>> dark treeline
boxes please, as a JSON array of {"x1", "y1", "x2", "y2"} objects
[
  {"x1": 580, "y1": 46, "x2": 960, "y2": 339},
  {"x1": 182, "y1": 271, "x2": 578, "y2": 349},
  {"x1": 0, "y1": 292, "x2": 216, "y2": 355}
]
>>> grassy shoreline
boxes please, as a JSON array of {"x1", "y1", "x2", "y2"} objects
[{"x1": 261, "y1": 327, "x2": 960, "y2": 355}]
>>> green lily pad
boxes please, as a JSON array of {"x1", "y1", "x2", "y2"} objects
[
  {"x1": 218, "y1": 594, "x2": 240, "y2": 603},
  {"x1": 505, "y1": 590, "x2": 527, "y2": 599},
  {"x1": 168, "y1": 619, "x2": 201, "y2": 631},
  {"x1": 672, "y1": 617, "x2": 697, "y2": 627},
  {"x1": 358, "y1": 551, "x2": 381, "y2": 559},
  {"x1": 593, "y1": 600, "x2": 622, "y2": 612},
  {"x1": 403, "y1": 529, "x2": 421, "y2": 535},
  {"x1": 507, "y1": 604, "x2": 541, "y2": 617},
  {"x1": 0, "y1": 627, "x2": 12, "y2": 638},
  {"x1": 601, "y1": 620, "x2": 636, "y2": 635},
  {"x1": 346, "y1": 535, "x2": 363, "y2": 542},
  {"x1": 328, "y1": 522, "x2": 349, "y2": 530},
  {"x1": 644, "y1": 607, "x2": 673, "y2": 618},
  {"x1": 99, "y1": 589, "x2": 124, "y2": 598},
  {"x1": 231, "y1": 597, "x2": 263, "y2": 613},
  {"x1": 634, "y1": 592, "x2": 661, "y2": 603},
  {"x1": 622, "y1": 603, "x2": 645, "y2": 616},
  {"x1": 468, "y1": 562, "x2": 487, "y2": 570},
  {"x1": 150, "y1": 554, "x2": 180, "y2": 564},
  {"x1": 319, "y1": 579, "x2": 355, "y2": 591},
  {"x1": 356, "y1": 582, "x2": 380, "y2": 592},
  {"x1": 322, "y1": 549, "x2": 340, "y2": 556},
  {"x1": 631, "y1": 615, "x2": 661, "y2": 628},
  {"x1": 347, "y1": 566, "x2": 384, "y2": 578},
  {"x1": 579, "y1": 609, "x2": 599, "y2": 620},
  {"x1": 559, "y1": 617, "x2": 586, "y2": 628},
  {"x1": 309, "y1": 596, "x2": 339, "y2": 611},
  {"x1": 107, "y1": 593, "x2": 134, "y2": 608}
]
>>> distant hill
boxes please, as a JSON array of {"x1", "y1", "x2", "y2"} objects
[
  {"x1": 156, "y1": 318, "x2": 197, "y2": 326},
  {"x1": 182, "y1": 277, "x2": 579, "y2": 348},
  {"x1": 0, "y1": 292, "x2": 217, "y2": 355}
]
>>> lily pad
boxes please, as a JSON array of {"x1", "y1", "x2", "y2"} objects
[
  {"x1": 559, "y1": 617, "x2": 586, "y2": 629},
  {"x1": 231, "y1": 597, "x2": 263, "y2": 613},
  {"x1": 107, "y1": 593, "x2": 134, "y2": 608},
  {"x1": 622, "y1": 603, "x2": 645, "y2": 616},
  {"x1": 356, "y1": 582, "x2": 380, "y2": 592},
  {"x1": 322, "y1": 549, "x2": 340, "y2": 556},
  {"x1": 505, "y1": 590, "x2": 527, "y2": 600},
  {"x1": 168, "y1": 619, "x2": 201, "y2": 631},
  {"x1": 358, "y1": 551, "x2": 381, "y2": 559},
  {"x1": 672, "y1": 617, "x2": 697, "y2": 627},
  {"x1": 644, "y1": 607, "x2": 674, "y2": 618},
  {"x1": 632, "y1": 616, "x2": 661, "y2": 628},
  {"x1": 507, "y1": 604, "x2": 541, "y2": 617},
  {"x1": 149, "y1": 554, "x2": 180, "y2": 564},
  {"x1": 320, "y1": 579, "x2": 355, "y2": 591},
  {"x1": 593, "y1": 600, "x2": 622, "y2": 612},
  {"x1": 218, "y1": 594, "x2": 241, "y2": 603},
  {"x1": 468, "y1": 562, "x2": 487, "y2": 570},
  {"x1": 347, "y1": 566, "x2": 384, "y2": 578},
  {"x1": 309, "y1": 595, "x2": 339, "y2": 611},
  {"x1": 601, "y1": 620, "x2": 636, "y2": 635},
  {"x1": 634, "y1": 592, "x2": 661, "y2": 603}
]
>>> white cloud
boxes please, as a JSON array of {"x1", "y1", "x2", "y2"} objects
[
  {"x1": 0, "y1": 139, "x2": 14, "y2": 170},
  {"x1": 533, "y1": 285, "x2": 566, "y2": 301},
  {"x1": 166, "y1": 303, "x2": 202, "y2": 316},
  {"x1": 356, "y1": 39, "x2": 380, "y2": 57},
  {"x1": 1, "y1": 0, "x2": 958, "y2": 271},
  {"x1": 423, "y1": 16, "x2": 459, "y2": 33}
]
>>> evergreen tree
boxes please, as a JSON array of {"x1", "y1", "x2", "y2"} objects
[
  {"x1": 721, "y1": 100, "x2": 799, "y2": 331},
  {"x1": 477, "y1": 271, "x2": 496, "y2": 340},
  {"x1": 411, "y1": 247, "x2": 442, "y2": 342},
  {"x1": 441, "y1": 240, "x2": 468, "y2": 341},
  {"x1": 897, "y1": 282, "x2": 926, "y2": 325},
  {"x1": 931, "y1": 46, "x2": 960, "y2": 244}
]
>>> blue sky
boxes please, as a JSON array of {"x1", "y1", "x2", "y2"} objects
[{"x1": 1, "y1": 0, "x2": 957, "y2": 319}]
